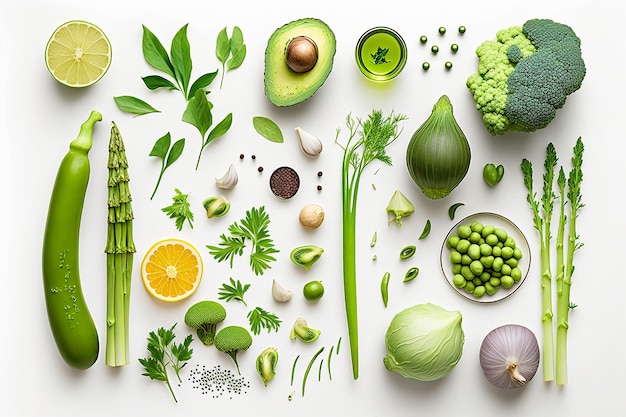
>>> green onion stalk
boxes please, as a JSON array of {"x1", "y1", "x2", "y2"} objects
[
  {"x1": 336, "y1": 110, "x2": 406, "y2": 379},
  {"x1": 556, "y1": 137, "x2": 584, "y2": 385},
  {"x1": 521, "y1": 143, "x2": 557, "y2": 382},
  {"x1": 105, "y1": 122, "x2": 136, "y2": 367}
]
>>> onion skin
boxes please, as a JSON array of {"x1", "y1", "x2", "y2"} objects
[
  {"x1": 405, "y1": 95, "x2": 471, "y2": 200},
  {"x1": 479, "y1": 324, "x2": 540, "y2": 389}
]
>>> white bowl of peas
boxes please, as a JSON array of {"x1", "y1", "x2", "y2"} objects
[{"x1": 440, "y1": 212, "x2": 531, "y2": 303}]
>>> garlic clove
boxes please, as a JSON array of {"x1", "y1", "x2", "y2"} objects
[
  {"x1": 215, "y1": 163, "x2": 238, "y2": 189},
  {"x1": 271, "y1": 279, "x2": 293, "y2": 303},
  {"x1": 295, "y1": 127, "x2": 323, "y2": 157}
]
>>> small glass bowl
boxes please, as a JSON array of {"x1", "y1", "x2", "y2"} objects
[
  {"x1": 355, "y1": 26, "x2": 408, "y2": 82},
  {"x1": 440, "y1": 212, "x2": 531, "y2": 304}
]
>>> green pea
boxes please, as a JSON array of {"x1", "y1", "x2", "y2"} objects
[
  {"x1": 480, "y1": 255, "x2": 494, "y2": 269},
  {"x1": 473, "y1": 277, "x2": 482, "y2": 286},
  {"x1": 489, "y1": 277, "x2": 501, "y2": 287},
  {"x1": 504, "y1": 236, "x2": 516, "y2": 248},
  {"x1": 453, "y1": 274, "x2": 466, "y2": 288},
  {"x1": 447, "y1": 235, "x2": 460, "y2": 248},
  {"x1": 450, "y1": 43, "x2": 459, "y2": 53},
  {"x1": 495, "y1": 227, "x2": 508, "y2": 242},
  {"x1": 480, "y1": 243, "x2": 493, "y2": 256},
  {"x1": 461, "y1": 265, "x2": 474, "y2": 280},
  {"x1": 469, "y1": 232, "x2": 481, "y2": 243},
  {"x1": 461, "y1": 254, "x2": 472, "y2": 265},
  {"x1": 485, "y1": 234, "x2": 499, "y2": 246},
  {"x1": 506, "y1": 257, "x2": 518, "y2": 268},
  {"x1": 464, "y1": 281, "x2": 475, "y2": 294},
  {"x1": 480, "y1": 272, "x2": 491, "y2": 283},
  {"x1": 492, "y1": 257, "x2": 504, "y2": 272},
  {"x1": 457, "y1": 225, "x2": 471, "y2": 238},
  {"x1": 511, "y1": 267, "x2": 523, "y2": 282},
  {"x1": 422, "y1": 61, "x2": 430, "y2": 71},
  {"x1": 438, "y1": 26, "x2": 446, "y2": 35},
  {"x1": 513, "y1": 247, "x2": 523, "y2": 259},
  {"x1": 501, "y1": 246, "x2": 514, "y2": 259},
  {"x1": 456, "y1": 239, "x2": 470, "y2": 253},
  {"x1": 451, "y1": 263, "x2": 462, "y2": 274},
  {"x1": 491, "y1": 270, "x2": 502, "y2": 278},
  {"x1": 501, "y1": 264, "x2": 512, "y2": 276},
  {"x1": 485, "y1": 282, "x2": 498, "y2": 296},
  {"x1": 501, "y1": 275, "x2": 515, "y2": 288},
  {"x1": 470, "y1": 221, "x2": 484, "y2": 233},
  {"x1": 458, "y1": 26, "x2": 467, "y2": 34},
  {"x1": 467, "y1": 244, "x2": 481, "y2": 260},
  {"x1": 492, "y1": 246, "x2": 502, "y2": 257},
  {"x1": 473, "y1": 285, "x2": 486, "y2": 298},
  {"x1": 431, "y1": 45, "x2": 439, "y2": 54},
  {"x1": 470, "y1": 260, "x2": 484, "y2": 276},
  {"x1": 481, "y1": 225, "x2": 495, "y2": 238},
  {"x1": 450, "y1": 250, "x2": 462, "y2": 264},
  {"x1": 420, "y1": 35, "x2": 428, "y2": 44},
  {"x1": 444, "y1": 61, "x2": 453, "y2": 70}
]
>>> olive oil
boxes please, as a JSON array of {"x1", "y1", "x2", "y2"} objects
[{"x1": 356, "y1": 27, "x2": 407, "y2": 81}]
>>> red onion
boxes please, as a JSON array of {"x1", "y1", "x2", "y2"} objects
[{"x1": 479, "y1": 324, "x2": 540, "y2": 389}]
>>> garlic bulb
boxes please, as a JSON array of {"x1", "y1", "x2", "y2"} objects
[
  {"x1": 295, "y1": 127, "x2": 323, "y2": 157},
  {"x1": 479, "y1": 324, "x2": 540, "y2": 389},
  {"x1": 271, "y1": 279, "x2": 293, "y2": 303},
  {"x1": 215, "y1": 164, "x2": 238, "y2": 189}
]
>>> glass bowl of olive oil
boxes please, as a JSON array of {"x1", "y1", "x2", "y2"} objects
[{"x1": 355, "y1": 26, "x2": 408, "y2": 82}]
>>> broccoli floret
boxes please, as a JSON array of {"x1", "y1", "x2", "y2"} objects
[
  {"x1": 184, "y1": 300, "x2": 227, "y2": 346},
  {"x1": 214, "y1": 325, "x2": 253, "y2": 374},
  {"x1": 466, "y1": 19, "x2": 586, "y2": 135}
]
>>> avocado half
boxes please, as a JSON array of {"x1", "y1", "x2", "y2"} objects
[{"x1": 264, "y1": 18, "x2": 336, "y2": 107}]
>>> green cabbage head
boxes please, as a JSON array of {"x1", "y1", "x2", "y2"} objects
[{"x1": 383, "y1": 303, "x2": 464, "y2": 381}]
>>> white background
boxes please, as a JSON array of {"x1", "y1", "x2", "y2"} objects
[{"x1": 1, "y1": 0, "x2": 624, "y2": 416}]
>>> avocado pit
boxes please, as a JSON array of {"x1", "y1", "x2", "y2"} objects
[{"x1": 286, "y1": 36, "x2": 318, "y2": 73}]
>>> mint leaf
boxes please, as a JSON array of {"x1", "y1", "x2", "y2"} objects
[
  {"x1": 114, "y1": 95, "x2": 160, "y2": 116},
  {"x1": 253, "y1": 116, "x2": 283, "y2": 143},
  {"x1": 170, "y1": 24, "x2": 192, "y2": 99},
  {"x1": 141, "y1": 25, "x2": 175, "y2": 77}
]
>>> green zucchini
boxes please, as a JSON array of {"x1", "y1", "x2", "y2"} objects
[{"x1": 42, "y1": 111, "x2": 102, "y2": 370}]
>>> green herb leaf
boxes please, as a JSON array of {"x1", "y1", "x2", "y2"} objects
[
  {"x1": 253, "y1": 116, "x2": 283, "y2": 143},
  {"x1": 216, "y1": 27, "x2": 231, "y2": 64},
  {"x1": 217, "y1": 278, "x2": 250, "y2": 306},
  {"x1": 228, "y1": 27, "x2": 246, "y2": 71},
  {"x1": 170, "y1": 24, "x2": 192, "y2": 99},
  {"x1": 149, "y1": 132, "x2": 172, "y2": 159},
  {"x1": 188, "y1": 70, "x2": 218, "y2": 99},
  {"x1": 141, "y1": 25, "x2": 175, "y2": 78},
  {"x1": 161, "y1": 188, "x2": 194, "y2": 231},
  {"x1": 165, "y1": 138, "x2": 185, "y2": 169},
  {"x1": 206, "y1": 113, "x2": 233, "y2": 144},
  {"x1": 183, "y1": 89, "x2": 213, "y2": 138},
  {"x1": 114, "y1": 95, "x2": 160, "y2": 116},
  {"x1": 149, "y1": 133, "x2": 185, "y2": 200},
  {"x1": 142, "y1": 75, "x2": 178, "y2": 91},
  {"x1": 247, "y1": 306, "x2": 281, "y2": 335},
  {"x1": 228, "y1": 45, "x2": 247, "y2": 71}
]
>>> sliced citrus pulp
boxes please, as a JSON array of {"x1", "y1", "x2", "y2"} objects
[
  {"x1": 44, "y1": 20, "x2": 112, "y2": 88},
  {"x1": 141, "y1": 238, "x2": 203, "y2": 302}
]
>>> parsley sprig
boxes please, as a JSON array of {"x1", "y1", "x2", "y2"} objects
[
  {"x1": 247, "y1": 306, "x2": 282, "y2": 335},
  {"x1": 217, "y1": 277, "x2": 250, "y2": 306},
  {"x1": 162, "y1": 188, "x2": 194, "y2": 231},
  {"x1": 138, "y1": 324, "x2": 193, "y2": 403},
  {"x1": 207, "y1": 206, "x2": 278, "y2": 275}
]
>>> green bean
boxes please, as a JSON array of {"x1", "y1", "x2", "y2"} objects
[
  {"x1": 327, "y1": 345, "x2": 334, "y2": 380},
  {"x1": 403, "y1": 267, "x2": 420, "y2": 283},
  {"x1": 419, "y1": 219, "x2": 431, "y2": 240},
  {"x1": 400, "y1": 245, "x2": 416, "y2": 260},
  {"x1": 380, "y1": 272, "x2": 390, "y2": 307},
  {"x1": 290, "y1": 354, "x2": 300, "y2": 386},
  {"x1": 302, "y1": 347, "x2": 324, "y2": 397}
]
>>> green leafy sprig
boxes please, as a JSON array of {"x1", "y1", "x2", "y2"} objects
[
  {"x1": 149, "y1": 132, "x2": 185, "y2": 200},
  {"x1": 216, "y1": 26, "x2": 246, "y2": 89},
  {"x1": 162, "y1": 188, "x2": 194, "y2": 231},
  {"x1": 206, "y1": 206, "x2": 279, "y2": 276},
  {"x1": 217, "y1": 278, "x2": 250, "y2": 306},
  {"x1": 247, "y1": 306, "x2": 281, "y2": 335},
  {"x1": 138, "y1": 324, "x2": 194, "y2": 403}
]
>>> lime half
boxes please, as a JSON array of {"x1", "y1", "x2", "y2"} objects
[{"x1": 44, "y1": 20, "x2": 112, "y2": 88}]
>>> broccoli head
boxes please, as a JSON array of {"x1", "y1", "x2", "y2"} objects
[
  {"x1": 466, "y1": 19, "x2": 586, "y2": 135},
  {"x1": 184, "y1": 300, "x2": 227, "y2": 345},
  {"x1": 214, "y1": 325, "x2": 253, "y2": 374}
]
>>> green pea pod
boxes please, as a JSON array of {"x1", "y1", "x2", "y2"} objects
[
  {"x1": 42, "y1": 111, "x2": 102, "y2": 370},
  {"x1": 381, "y1": 272, "x2": 390, "y2": 307},
  {"x1": 483, "y1": 163, "x2": 504, "y2": 186}
]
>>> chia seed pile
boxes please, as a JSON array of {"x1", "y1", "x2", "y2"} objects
[{"x1": 188, "y1": 364, "x2": 251, "y2": 398}]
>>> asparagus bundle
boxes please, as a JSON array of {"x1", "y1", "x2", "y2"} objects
[{"x1": 105, "y1": 122, "x2": 136, "y2": 367}]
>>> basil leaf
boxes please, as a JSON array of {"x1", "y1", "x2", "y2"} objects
[
  {"x1": 227, "y1": 45, "x2": 246, "y2": 71},
  {"x1": 141, "y1": 25, "x2": 174, "y2": 78},
  {"x1": 165, "y1": 138, "x2": 186, "y2": 169},
  {"x1": 253, "y1": 116, "x2": 284, "y2": 143},
  {"x1": 188, "y1": 70, "x2": 218, "y2": 98},
  {"x1": 142, "y1": 75, "x2": 178, "y2": 91},
  {"x1": 229, "y1": 26, "x2": 244, "y2": 55},
  {"x1": 114, "y1": 95, "x2": 160, "y2": 116},
  {"x1": 182, "y1": 89, "x2": 212, "y2": 138},
  {"x1": 171, "y1": 24, "x2": 192, "y2": 99},
  {"x1": 149, "y1": 132, "x2": 172, "y2": 159},
  {"x1": 215, "y1": 27, "x2": 230, "y2": 64},
  {"x1": 206, "y1": 113, "x2": 233, "y2": 145}
]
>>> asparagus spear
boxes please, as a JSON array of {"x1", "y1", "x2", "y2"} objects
[{"x1": 105, "y1": 122, "x2": 136, "y2": 367}]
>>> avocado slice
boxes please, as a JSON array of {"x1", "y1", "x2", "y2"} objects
[{"x1": 264, "y1": 18, "x2": 336, "y2": 107}]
